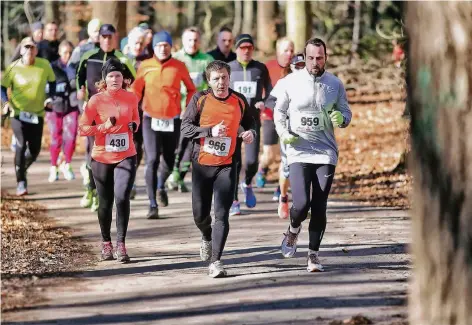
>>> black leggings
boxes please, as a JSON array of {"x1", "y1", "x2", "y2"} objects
[
  {"x1": 11, "y1": 117, "x2": 44, "y2": 183},
  {"x1": 234, "y1": 122, "x2": 261, "y2": 201},
  {"x1": 289, "y1": 163, "x2": 335, "y2": 251},
  {"x1": 142, "y1": 116, "x2": 180, "y2": 206},
  {"x1": 173, "y1": 133, "x2": 193, "y2": 179},
  {"x1": 192, "y1": 160, "x2": 236, "y2": 262},
  {"x1": 91, "y1": 156, "x2": 137, "y2": 243}
]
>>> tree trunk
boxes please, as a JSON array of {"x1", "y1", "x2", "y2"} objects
[
  {"x1": 184, "y1": 1, "x2": 196, "y2": 27},
  {"x1": 349, "y1": 0, "x2": 361, "y2": 63},
  {"x1": 233, "y1": 0, "x2": 242, "y2": 36},
  {"x1": 126, "y1": 1, "x2": 140, "y2": 33},
  {"x1": 242, "y1": 0, "x2": 253, "y2": 35},
  {"x1": 44, "y1": 0, "x2": 59, "y2": 23},
  {"x1": 2, "y1": 1, "x2": 11, "y2": 69},
  {"x1": 91, "y1": 1, "x2": 127, "y2": 40},
  {"x1": 64, "y1": 1, "x2": 81, "y2": 45},
  {"x1": 286, "y1": 0, "x2": 310, "y2": 52},
  {"x1": 256, "y1": 0, "x2": 276, "y2": 54},
  {"x1": 406, "y1": 2, "x2": 472, "y2": 325}
]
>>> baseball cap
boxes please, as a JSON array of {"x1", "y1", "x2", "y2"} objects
[
  {"x1": 138, "y1": 22, "x2": 150, "y2": 30},
  {"x1": 291, "y1": 53, "x2": 305, "y2": 65},
  {"x1": 99, "y1": 24, "x2": 116, "y2": 36},
  {"x1": 235, "y1": 34, "x2": 254, "y2": 48},
  {"x1": 20, "y1": 37, "x2": 37, "y2": 48},
  {"x1": 30, "y1": 22, "x2": 43, "y2": 33}
]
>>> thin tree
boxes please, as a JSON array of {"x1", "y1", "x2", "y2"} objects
[
  {"x1": 406, "y1": 2, "x2": 472, "y2": 325},
  {"x1": 257, "y1": 0, "x2": 276, "y2": 55},
  {"x1": 242, "y1": 0, "x2": 253, "y2": 35}
]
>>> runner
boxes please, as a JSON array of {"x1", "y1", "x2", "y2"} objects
[
  {"x1": 207, "y1": 27, "x2": 236, "y2": 63},
  {"x1": 265, "y1": 53, "x2": 306, "y2": 219},
  {"x1": 68, "y1": 18, "x2": 101, "y2": 70},
  {"x1": 46, "y1": 40, "x2": 79, "y2": 183},
  {"x1": 256, "y1": 38, "x2": 294, "y2": 192},
  {"x1": 131, "y1": 31, "x2": 196, "y2": 219},
  {"x1": 10, "y1": 22, "x2": 43, "y2": 63},
  {"x1": 1, "y1": 37, "x2": 56, "y2": 196},
  {"x1": 125, "y1": 26, "x2": 148, "y2": 199},
  {"x1": 228, "y1": 34, "x2": 272, "y2": 215},
  {"x1": 76, "y1": 23, "x2": 136, "y2": 211},
  {"x1": 274, "y1": 38, "x2": 352, "y2": 272},
  {"x1": 181, "y1": 60, "x2": 256, "y2": 277},
  {"x1": 79, "y1": 57, "x2": 139, "y2": 262},
  {"x1": 169, "y1": 27, "x2": 214, "y2": 193},
  {"x1": 37, "y1": 21, "x2": 60, "y2": 62}
]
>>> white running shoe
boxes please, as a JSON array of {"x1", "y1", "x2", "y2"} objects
[
  {"x1": 208, "y1": 260, "x2": 227, "y2": 278},
  {"x1": 200, "y1": 239, "x2": 212, "y2": 261},
  {"x1": 307, "y1": 251, "x2": 324, "y2": 272},
  {"x1": 281, "y1": 224, "x2": 302, "y2": 258},
  {"x1": 48, "y1": 166, "x2": 59, "y2": 183},
  {"x1": 80, "y1": 163, "x2": 89, "y2": 186},
  {"x1": 61, "y1": 163, "x2": 75, "y2": 181}
]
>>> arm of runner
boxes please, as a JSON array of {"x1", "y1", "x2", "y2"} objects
[
  {"x1": 181, "y1": 65, "x2": 197, "y2": 107},
  {"x1": 274, "y1": 86, "x2": 298, "y2": 144},
  {"x1": 79, "y1": 97, "x2": 122, "y2": 136},
  {"x1": 129, "y1": 93, "x2": 140, "y2": 132},
  {"x1": 76, "y1": 55, "x2": 87, "y2": 93},
  {"x1": 68, "y1": 46, "x2": 81, "y2": 69},
  {"x1": 181, "y1": 93, "x2": 212, "y2": 140},
  {"x1": 333, "y1": 82, "x2": 352, "y2": 128},
  {"x1": 130, "y1": 65, "x2": 145, "y2": 102},
  {"x1": 239, "y1": 94, "x2": 257, "y2": 137}
]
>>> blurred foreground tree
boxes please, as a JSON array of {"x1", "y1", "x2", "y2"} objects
[
  {"x1": 286, "y1": 0, "x2": 311, "y2": 52},
  {"x1": 407, "y1": 2, "x2": 472, "y2": 325},
  {"x1": 91, "y1": 1, "x2": 127, "y2": 39}
]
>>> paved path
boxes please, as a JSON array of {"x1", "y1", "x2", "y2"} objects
[{"x1": 2, "y1": 151, "x2": 410, "y2": 325}]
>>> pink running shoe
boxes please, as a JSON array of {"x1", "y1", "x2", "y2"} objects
[
  {"x1": 101, "y1": 241, "x2": 114, "y2": 261},
  {"x1": 114, "y1": 242, "x2": 130, "y2": 263}
]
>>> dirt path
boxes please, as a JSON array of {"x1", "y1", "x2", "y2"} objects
[{"x1": 1, "y1": 151, "x2": 410, "y2": 325}]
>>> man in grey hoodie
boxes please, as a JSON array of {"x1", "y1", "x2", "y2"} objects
[{"x1": 274, "y1": 38, "x2": 352, "y2": 272}]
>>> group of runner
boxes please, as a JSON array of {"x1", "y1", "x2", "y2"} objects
[{"x1": 1, "y1": 20, "x2": 351, "y2": 277}]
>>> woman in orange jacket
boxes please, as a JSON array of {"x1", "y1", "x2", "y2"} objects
[
  {"x1": 79, "y1": 58, "x2": 140, "y2": 262},
  {"x1": 132, "y1": 31, "x2": 196, "y2": 219}
]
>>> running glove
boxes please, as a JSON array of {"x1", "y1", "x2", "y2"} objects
[
  {"x1": 128, "y1": 122, "x2": 138, "y2": 132},
  {"x1": 329, "y1": 111, "x2": 344, "y2": 127},
  {"x1": 281, "y1": 132, "x2": 299, "y2": 145}
]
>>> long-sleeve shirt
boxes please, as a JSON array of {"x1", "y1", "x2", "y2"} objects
[
  {"x1": 274, "y1": 68, "x2": 352, "y2": 166},
  {"x1": 131, "y1": 56, "x2": 196, "y2": 119},
  {"x1": 79, "y1": 89, "x2": 140, "y2": 164},
  {"x1": 181, "y1": 89, "x2": 256, "y2": 166},
  {"x1": 228, "y1": 59, "x2": 272, "y2": 112}
]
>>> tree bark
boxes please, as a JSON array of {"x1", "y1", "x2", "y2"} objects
[
  {"x1": 406, "y1": 2, "x2": 472, "y2": 325},
  {"x1": 233, "y1": 0, "x2": 242, "y2": 36},
  {"x1": 44, "y1": 0, "x2": 59, "y2": 23},
  {"x1": 184, "y1": 1, "x2": 196, "y2": 27},
  {"x1": 349, "y1": 0, "x2": 361, "y2": 63},
  {"x1": 242, "y1": 0, "x2": 253, "y2": 35},
  {"x1": 126, "y1": 1, "x2": 140, "y2": 33},
  {"x1": 285, "y1": 0, "x2": 310, "y2": 52},
  {"x1": 64, "y1": 1, "x2": 81, "y2": 45},
  {"x1": 2, "y1": 1, "x2": 11, "y2": 68},
  {"x1": 91, "y1": 1, "x2": 127, "y2": 40},
  {"x1": 257, "y1": 0, "x2": 276, "y2": 54}
]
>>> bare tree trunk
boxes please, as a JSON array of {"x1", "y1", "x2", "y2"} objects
[
  {"x1": 257, "y1": 0, "x2": 276, "y2": 55},
  {"x1": 91, "y1": 1, "x2": 127, "y2": 41},
  {"x1": 44, "y1": 0, "x2": 59, "y2": 23},
  {"x1": 64, "y1": 1, "x2": 81, "y2": 45},
  {"x1": 406, "y1": 2, "x2": 472, "y2": 325},
  {"x1": 126, "y1": 1, "x2": 140, "y2": 33},
  {"x1": 286, "y1": 0, "x2": 310, "y2": 52},
  {"x1": 349, "y1": 0, "x2": 361, "y2": 63},
  {"x1": 242, "y1": 0, "x2": 253, "y2": 35},
  {"x1": 233, "y1": 0, "x2": 242, "y2": 36},
  {"x1": 2, "y1": 1, "x2": 12, "y2": 68},
  {"x1": 185, "y1": 1, "x2": 196, "y2": 27}
]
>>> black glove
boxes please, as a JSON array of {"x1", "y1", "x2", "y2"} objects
[
  {"x1": 109, "y1": 116, "x2": 117, "y2": 126},
  {"x1": 128, "y1": 121, "x2": 138, "y2": 132}
]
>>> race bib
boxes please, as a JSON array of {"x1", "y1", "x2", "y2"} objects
[
  {"x1": 203, "y1": 137, "x2": 231, "y2": 157},
  {"x1": 293, "y1": 111, "x2": 325, "y2": 133},
  {"x1": 19, "y1": 111, "x2": 39, "y2": 124},
  {"x1": 105, "y1": 133, "x2": 129, "y2": 152},
  {"x1": 151, "y1": 118, "x2": 174, "y2": 132},
  {"x1": 190, "y1": 72, "x2": 204, "y2": 88},
  {"x1": 234, "y1": 81, "x2": 257, "y2": 99}
]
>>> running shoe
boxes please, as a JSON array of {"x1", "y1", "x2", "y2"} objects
[
  {"x1": 200, "y1": 238, "x2": 212, "y2": 261},
  {"x1": 114, "y1": 242, "x2": 130, "y2": 263},
  {"x1": 101, "y1": 241, "x2": 114, "y2": 261},
  {"x1": 272, "y1": 187, "x2": 281, "y2": 201},
  {"x1": 90, "y1": 191, "x2": 99, "y2": 212},
  {"x1": 80, "y1": 189, "x2": 93, "y2": 208},
  {"x1": 307, "y1": 251, "x2": 324, "y2": 272},
  {"x1": 48, "y1": 166, "x2": 59, "y2": 183},
  {"x1": 130, "y1": 184, "x2": 137, "y2": 200},
  {"x1": 147, "y1": 206, "x2": 159, "y2": 219},
  {"x1": 80, "y1": 163, "x2": 89, "y2": 186},
  {"x1": 16, "y1": 181, "x2": 28, "y2": 196},
  {"x1": 240, "y1": 182, "x2": 256, "y2": 208},
  {"x1": 166, "y1": 172, "x2": 178, "y2": 191},
  {"x1": 61, "y1": 163, "x2": 75, "y2": 181},
  {"x1": 229, "y1": 201, "x2": 241, "y2": 216},
  {"x1": 255, "y1": 171, "x2": 266, "y2": 188},
  {"x1": 281, "y1": 224, "x2": 302, "y2": 258},
  {"x1": 208, "y1": 260, "x2": 227, "y2": 278},
  {"x1": 157, "y1": 189, "x2": 168, "y2": 207},
  {"x1": 177, "y1": 179, "x2": 189, "y2": 193},
  {"x1": 278, "y1": 196, "x2": 289, "y2": 219}
]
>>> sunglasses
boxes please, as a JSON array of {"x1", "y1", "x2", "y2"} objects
[{"x1": 24, "y1": 45, "x2": 35, "y2": 49}]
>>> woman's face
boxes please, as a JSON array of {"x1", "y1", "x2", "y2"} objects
[
  {"x1": 132, "y1": 35, "x2": 145, "y2": 57},
  {"x1": 105, "y1": 71, "x2": 123, "y2": 91}
]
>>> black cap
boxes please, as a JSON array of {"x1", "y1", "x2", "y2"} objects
[
  {"x1": 291, "y1": 53, "x2": 305, "y2": 65},
  {"x1": 101, "y1": 57, "x2": 124, "y2": 79},
  {"x1": 235, "y1": 34, "x2": 254, "y2": 48},
  {"x1": 99, "y1": 24, "x2": 116, "y2": 36}
]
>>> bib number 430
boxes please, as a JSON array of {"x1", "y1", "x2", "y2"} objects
[{"x1": 105, "y1": 133, "x2": 129, "y2": 152}]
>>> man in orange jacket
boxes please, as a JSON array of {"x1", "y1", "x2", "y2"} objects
[{"x1": 132, "y1": 31, "x2": 196, "y2": 219}]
